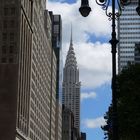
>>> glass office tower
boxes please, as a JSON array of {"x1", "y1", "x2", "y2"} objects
[{"x1": 118, "y1": 0, "x2": 140, "y2": 72}]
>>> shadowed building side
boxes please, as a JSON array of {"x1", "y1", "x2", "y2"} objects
[
  {"x1": 0, "y1": 65, "x2": 18, "y2": 140},
  {"x1": 0, "y1": 1, "x2": 59, "y2": 140},
  {"x1": 0, "y1": 0, "x2": 32, "y2": 139},
  {"x1": 49, "y1": 12, "x2": 63, "y2": 140}
]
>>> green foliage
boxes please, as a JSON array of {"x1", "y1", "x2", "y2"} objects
[
  {"x1": 117, "y1": 64, "x2": 140, "y2": 139},
  {"x1": 102, "y1": 64, "x2": 140, "y2": 140},
  {"x1": 101, "y1": 105, "x2": 113, "y2": 140}
]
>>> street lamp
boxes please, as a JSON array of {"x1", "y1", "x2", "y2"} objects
[
  {"x1": 136, "y1": 0, "x2": 140, "y2": 15},
  {"x1": 79, "y1": 0, "x2": 140, "y2": 140}
]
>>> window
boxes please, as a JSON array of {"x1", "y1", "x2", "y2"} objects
[
  {"x1": 2, "y1": 45, "x2": 6, "y2": 54},
  {"x1": 54, "y1": 15, "x2": 59, "y2": 21},
  {"x1": 11, "y1": 7, "x2": 16, "y2": 15},
  {"x1": 10, "y1": 33, "x2": 14, "y2": 41},
  {"x1": 10, "y1": 20, "x2": 15, "y2": 28},
  {"x1": 9, "y1": 45, "x2": 14, "y2": 53},
  {"x1": 2, "y1": 33, "x2": 7, "y2": 41},
  {"x1": 4, "y1": 8, "x2": 8, "y2": 16},
  {"x1": 1, "y1": 57, "x2": 6, "y2": 63},
  {"x1": 53, "y1": 25, "x2": 59, "y2": 34},
  {"x1": 3, "y1": 20, "x2": 8, "y2": 28},
  {"x1": 9, "y1": 57, "x2": 14, "y2": 63}
]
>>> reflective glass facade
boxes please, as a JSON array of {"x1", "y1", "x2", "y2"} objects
[{"x1": 118, "y1": 0, "x2": 140, "y2": 72}]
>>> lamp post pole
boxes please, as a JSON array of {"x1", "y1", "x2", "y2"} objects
[{"x1": 109, "y1": 0, "x2": 119, "y2": 139}]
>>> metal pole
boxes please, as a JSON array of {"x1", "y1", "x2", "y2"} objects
[{"x1": 109, "y1": 0, "x2": 119, "y2": 139}]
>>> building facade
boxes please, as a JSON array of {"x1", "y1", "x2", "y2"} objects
[
  {"x1": 50, "y1": 12, "x2": 63, "y2": 140},
  {"x1": 81, "y1": 132, "x2": 86, "y2": 140},
  {"x1": 118, "y1": 0, "x2": 140, "y2": 72},
  {"x1": 62, "y1": 105, "x2": 75, "y2": 140},
  {"x1": 62, "y1": 30, "x2": 81, "y2": 132},
  {"x1": 0, "y1": 1, "x2": 60, "y2": 140}
]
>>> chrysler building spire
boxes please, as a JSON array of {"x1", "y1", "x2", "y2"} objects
[
  {"x1": 65, "y1": 25, "x2": 77, "y2": 69},
  {"x1": 70, "y1": 24, "x2": 73, "y2": 46},
  {"x1": 62, "y1": 28, "x2": 81, "y2": 132}
]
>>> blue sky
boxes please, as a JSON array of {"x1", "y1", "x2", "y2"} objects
[
  {"x1": 47, "y1": 0, "x2": 112, "y2": 139},
  {"x1": 81, "y1": 84, "x2": 111, "y2": 140}
]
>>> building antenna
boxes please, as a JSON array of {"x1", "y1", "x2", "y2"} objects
[{"x1": 70, "y1": 23, "x2": 73, "y2": 46}]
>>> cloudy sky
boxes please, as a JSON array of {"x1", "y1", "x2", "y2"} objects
[{"x1": 47, "y1": 0, "x2": 112, "y2": 139}]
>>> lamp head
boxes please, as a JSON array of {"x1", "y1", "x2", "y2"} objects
[
  {"x1": 99, "y1": 0, "x2": 105, "y2": 3},
  {"x1": 79, "y1": 0, "x2": 91, "y2": 17},
  {"x1": 136, "y1": 6, "x2": 140, "y2": 16}
]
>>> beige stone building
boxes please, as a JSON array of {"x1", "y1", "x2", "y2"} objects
[{"x1": 0, "y1": 1, "x2": 61, "y2": 140}]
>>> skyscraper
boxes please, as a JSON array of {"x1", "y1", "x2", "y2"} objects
[
  {"x1": 49, "y1": 12, "x2": 63, "y2": 140},
  {"x1": 62, "y1": 29, "x2": 81, "y2": 131},
  {"x1": 0, "y1": 1, "x2": 60, "y2": 140},
  {"x1": 118, "y1": 0, "x2": 140, "y2": 72},
  {"x1": 81, "y1": 132, "x2": 86, "y2": 140},
  {"x1": 62, "y1": 105, "x2": 75, "y2": 140}
]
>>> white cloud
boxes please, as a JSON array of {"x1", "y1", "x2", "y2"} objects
[
  {"x1": 47, "y1": 0, "x2": 111, "y2": 42},
  {"x1": 47, "y1": 0, "x2": 112, "y2": 89},
  {"x1": 82, "y1": 117, "x2": 106, "y2": 129},
  {"x1": 63, "y1": 42, "x2": 112, "y2": 88},
  {"x1": 81, "y1": 92, "x2": 97, "y2": 101}
]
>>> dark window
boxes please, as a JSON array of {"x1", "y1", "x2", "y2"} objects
[
  {"x1": 2, "y1": 33, "x2": 7, "y2": 41},
  {"x1": 9, "y1": 57, "x2": 14, "y2": 63},
  {"x1": 3, "y1": 20, "x2": 8, "y2": 28},
  {"x1": 1, "y1": 57, "x2": 6, "y2": 63},
  {"x1": 2, "y1": 46, "x2": 6, "y2": 54},
  {"x1": 11, "y1": 7, "x2": 15, "y2": 15},
  {"x1": 10, "y1": 20, "x2": 15, "y2": 28},
  {"x1": 9, "y1": 45, "x2": 14, "y2": 53},
  {"x1": 4, "y1": 8, "x2": 8, "y2": 16},
  {"x1": 10, "y1": 33, "x2": 14, "y2": 41}
]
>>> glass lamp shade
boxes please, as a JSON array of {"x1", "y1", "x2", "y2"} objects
[
  {"x1": 79, "y1": 5, "x2": 91, "y2": 17},
  {"x1": 136, "y1": 6, "x2": 140, "y2": 16}
]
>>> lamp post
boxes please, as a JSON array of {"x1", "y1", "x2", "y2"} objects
[{"x1": 79, "y1": 0, "x2": 140, "y2": 140}]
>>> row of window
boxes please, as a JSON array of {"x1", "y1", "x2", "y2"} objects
[
  {"x1": 118, "y1": 45, "x2": 135, "y2": 48},
  {"x1": 2, "y1": 32, "x2": 15, "y2": 41},
  {"x1": 119, "y1": 42, "x2": 138, "y2": 44},
  {"x1": 2, "y1": 20, "x2": 15, "y2": 29},
  {"x1": 30, "y1": 122, "x2": 48, "y2": 140},
  {"x1": 120, "y1": 18, "x2": 140, "y2": 20},
  {"x1": 30, "y1": 108, "x2": 48, "y2": 134},
  {"x1": 120, "y1": 56, "x2": 134, "y2": 58},
  {"x1": 123, "y1": 7, "x2": 138, "y2": 12},
  {"x1": 1, "y1": 45, "x2": 15, "y2": 54},
  {"x1": 3, "y1": 7, "x2": 16, "y2": 16},
  {"x1": 1, "y1": 57, "x2": 14, "y2": 63},
  {"x1": 119, "y1": 22, "x2": 140, "y2": 25},
  {"x1": 119, "y1": 27, "x2": 140, "y2": 30},
  {"x1": 119, "y1": 36, "x2": 140, "y2": 39},
  {"x1": 17, "y1": 119, "x2": 28, "y2": 136},
  {"x1": 119, "y1": 32, "x2": 140, "y2": 34},
  {"x1": 31, "y1": 88, "x2": 49, "y2": 118},
  {"x1": 122, "y1": 13, "x2": 138, "y2": 16},
  {"x1": 120, "y1": 61, "x2": 133, "y2": 65}
]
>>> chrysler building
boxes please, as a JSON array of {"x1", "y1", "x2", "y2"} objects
[{"x1": 62, "y1": 29, "x2": 81, "y2": 131}]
